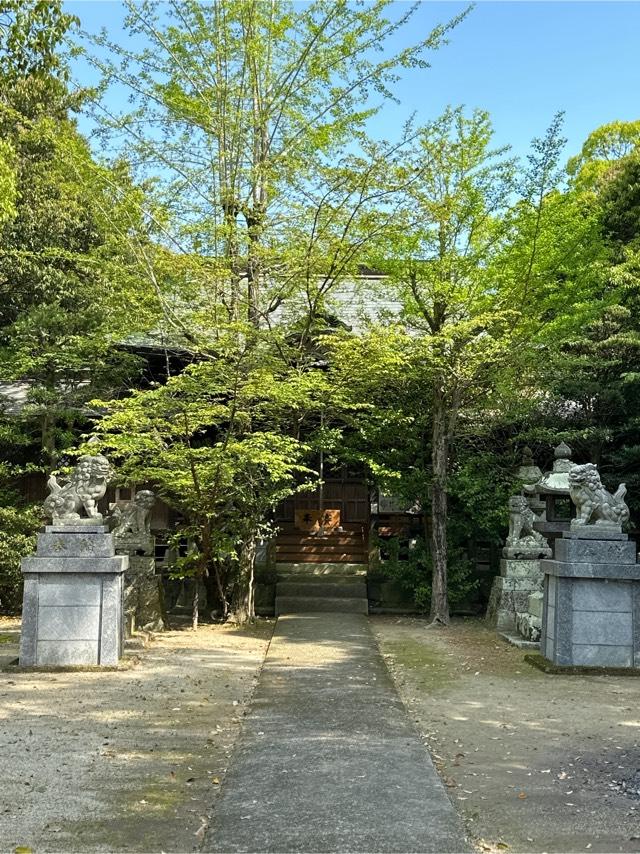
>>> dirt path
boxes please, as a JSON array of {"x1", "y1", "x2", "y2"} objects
[
  {"x1": 372, "y1": 616, "x2": 640, "y2": 854},
  {"x1": 0, "y1": 617, "x2": 273, "y2": 853}
]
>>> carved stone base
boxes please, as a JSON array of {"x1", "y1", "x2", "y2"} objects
[
  {"x1": 115, "y1": 535, "x2": 167, "y2": 635},
  {"x1": 20, "y1": 527, "x2": 128, "y2": 666},
  {"x1": 486, "y1": 559, "x2": 543, "y2": 632},
  {"x1": 541, "y1": 532, "x2": 640, "y2": 668}
]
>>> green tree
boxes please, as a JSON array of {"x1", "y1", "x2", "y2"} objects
[
  {"x1": 0, "y1": 1, "x2": 159, "y2": 471},
  {"x1": 89, "y1": 333, "x2": 333, "y2": 626},
  {"x1": 330, "y1": 109, "x2": 603, "y2": 624},
  {"x1": 84, "y1": 0, "x2": 468, "y2": 332},
  {"x1": 567, "y1": 119, "x2": 640, "y2": 192}
]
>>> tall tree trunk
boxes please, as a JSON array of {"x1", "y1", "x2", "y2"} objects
[
  {"x1": 201, "y1": 523, "x2": 229, "y2": 619},
  {"x1": 430, "y1": 385, "x2": 450, "y2": 625},
  {"x1": 229, "y1": 534, "x2": 256, "y2": 624},
  {"x1": 191, "y1": 577, "x2": 199, "y2": 631}
]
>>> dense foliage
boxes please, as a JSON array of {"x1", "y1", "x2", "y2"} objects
[{"x1": 0, "y1": 0, "x2": 638, "y2": 624}]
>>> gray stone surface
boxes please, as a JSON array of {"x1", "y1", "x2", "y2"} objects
[
  {"x1": 634, "y1": 583, "x2": 640, "y2": 667},
  {"x1": 99, "y1": 575, "x2": 123, "y2": 665},
  {"x1": 541, "y1": 531, "x2": 640, "y2": 668},
  {"x1": 46, "y1": 525, "x2": 110, "y2": 534},
  {"x1": 572, "y1": 610, "x2": 632, "y2": 646},
  {"x1": 562, "y1": 528, "x2": 628, "y2": 541},
  {"x1": 515, "y1": 611, "x2": 541, "y2": 642},
  {"x1": 205, "y1": 614, "x2": 470, "y2": 854},
  {"x1": 19, "y1": 575, "x2": 38, "y2": 664},
  {"x1": 21, "y1": 555, "x2": 127, "y2": 575},
  {"x1": 554, "y1": 537, "x2": 636, "y2": 564},
  {"x1": 487, "y1": 559, "x2": 543, "y2": 632},
  {"x1": 20, "y1": 528, "x2": 127, "y2": 667},
  {"x1": 571, "y1": 644, "x2": 633, "y2": 667},
  {"x1": 38, "y1": 575, "x2": 102, "y2": 607},
  {"x1": 116, "y1": 535, "x2": 166, "y2": 634},
  {"x1": 499, "y1": 558, "x2": 544, "y2": 579},
  {"x1": 37, "y1": 606, "x2": 100, "y2": 641},
  {"x1": 528, "y1": 591, "x2": 543, "y2": 618},
  {"x1": 35, "y1": 640, "x2": 99, "y2": 666},
  {"x1": 572, "y1": 578, "x2": 632, "y2": 612},
  {"x1": 541, "y1": 559, "x2": 640, "y2": 579},
  {"x1": 275, "y1": 595, "x2": 368, "y2": 614},
  {"x1": 37, "y1": 531, "x2": 115, "y2": 558}
]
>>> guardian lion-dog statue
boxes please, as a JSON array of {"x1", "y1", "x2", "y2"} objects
[
  {"x1": 112, "y1": 490, "x2": 156, "y2": 536},
  {"x1": 43, "y1": 455, "x2": 112, "y2": 524},
  {"x1": 568, "y1": 463, "x2": 630, "y2": 528},
  {"x1": 503, "y1": 495, "x2": 551, "y2": 558}
]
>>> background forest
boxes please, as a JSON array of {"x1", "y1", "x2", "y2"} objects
[{"x1": 1, "y1": 0, "x2": 639, "y2": 625}]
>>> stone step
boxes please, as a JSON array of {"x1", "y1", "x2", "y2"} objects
[
  {"x1": 277, "y1": 581, "x2": 367, "y2": 598},
  {"x1": 275, "y1": 552, "x2": 367, "y2": 563},
  {"x1": 276, "y1": 541, "x2": 366, "y2": 553},
  {"x1": 275, "y1": 596, "x2": 369, "y2": 615},
  {"x1": 276, "y1": 573, "x2": 366, "y2": 584},
  {"x1": 276, "y1": 562, "x2": 367, "y2": 576},
  {"x1": 276, "y1": 533, "x2": 365, "y2": 545}
]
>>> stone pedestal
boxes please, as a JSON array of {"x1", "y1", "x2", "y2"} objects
[
  {"x1": 486, "y1": 558, "x2": 543, "y2": 631},
  {"x1": 541, "y1": 530, "x2": 640, "y2": 668},
  {"x1": 115, "y1": 534, "x2": 167, "y2": 635},
  {"x1": 20, "y1": 526, "x2": 128, "y2": 666},
  {"x1": 515, "y1": 591, "x2": 543, "y2": 641}
]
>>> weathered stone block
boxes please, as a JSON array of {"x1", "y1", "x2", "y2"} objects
[
  {"x1": 500, "y1": 558, "x2": 543, "y2": 580},
  {"x1": 37, "y1": 606, "x2": 101, "y2": 641},
  {"x1": 36, "y1": 640, "x2": 98, "y2": 666},
  {"x1": 515, "y1": 611, "x2": 541, "y2": 642},
  {"x1": 38, "y1": 575, "x2": 102, "y2": 607},
  {"x1": 562, "y1": 528, "x2": 628, "y2": 541},
  {"x1": 572, "y1": 578, "x2": 632, "y2": 612},
  {"x1": 571, "y1": 644, "x2": 632, "y2": 668},
  {"x1": 20, "y1": 528, "x2": 127, "y2": 667},
  {"x1": 487, "y1": 575, "x2": 542, "y2": 631},
  {"x1": 541, "y1": 559, "x2": 640, "y2": 580},
  {"x1": 528, "y1": 591, "x2": 543, "y2": 618},
  {"x1": 116, "y1": 535, "x2": 166, "y2": 635},
  {"x1": 572, "y1": 611, "x2": 632, "y2": 646},
  {"x1": 37, "y1": 531, "x2": 115, "y2": 558},
  {"x1": 554, "y1": 537, "x2": 636, "y2": 565},
  {"x1": 541, "y1": 531, "x2": 640, "y2": 669}
]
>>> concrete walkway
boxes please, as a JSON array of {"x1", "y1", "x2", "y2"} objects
[{"x1": 205, "y1": 614, "x2": 470, "y2": 853}]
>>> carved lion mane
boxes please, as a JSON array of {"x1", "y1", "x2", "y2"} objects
[
  {"x1": 43, "y1": 455, "x2": 111, "y2": 522},
  {"x1": 568, "y1": 463, "x2": 630, "y2": 527},
  {"x1": 112, "y1": 489, "x2": 156, "y2": 536}
]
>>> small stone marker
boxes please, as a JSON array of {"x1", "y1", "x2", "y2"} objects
[{"x1": 19, "y1": 455, "x2": 128, "y2": 667}]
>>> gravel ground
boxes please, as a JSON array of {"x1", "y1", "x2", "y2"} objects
[
  {"x1": 0, "y1": 617, "x2": 273, "y2": 853},
  {"x1": 372, "y1": 616, "x2": 640, "y2": 854}
]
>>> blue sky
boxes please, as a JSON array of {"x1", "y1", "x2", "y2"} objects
[{"x1": 65, "y1": 0, "x2": 640, "y2": 164}]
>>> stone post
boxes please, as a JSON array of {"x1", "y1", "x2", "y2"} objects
[
  {"x1": 541, "y1": 529, "x2": 640, "y2": 667},
  {"x1": 115, "y1": 532, "x2": 167, "y2": 634},
  {"x1": 540, "y1": 462, "x2": 639, "y2": 668},
  {"x1": 20, "y1": 525, "x2": 128, "y2": 666}
]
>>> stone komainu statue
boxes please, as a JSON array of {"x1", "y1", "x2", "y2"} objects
[
  {"x1": 43, "y1": 455, "x2": 112, "y2": 524},
  {"x1": 112, "y1": 490, "x2": 156, "y2": 536},
  {"x1": 568, "y1": 463, "x2": 630, "y2": 528},
  {"x1": 504, "y1": 495, "x2": 551, "y2": 558}
]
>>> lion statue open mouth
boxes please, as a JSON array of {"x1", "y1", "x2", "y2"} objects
[
  {"x1": 43, "y1": 455, "x2": 112, "y2": 524},
  {"x1": 568, "y1": 463, "x2": 629, "y2": 528}
]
